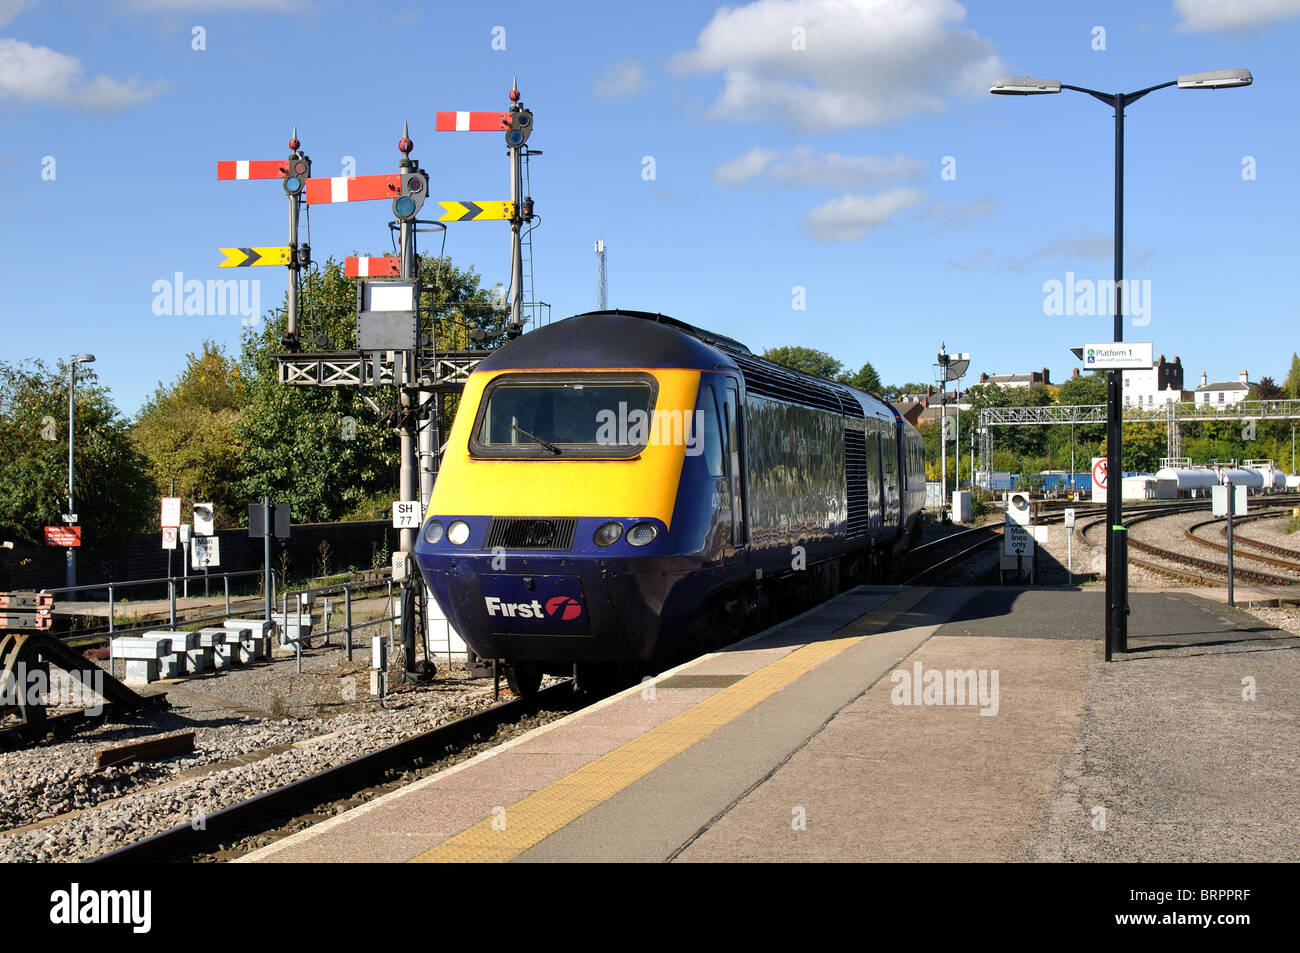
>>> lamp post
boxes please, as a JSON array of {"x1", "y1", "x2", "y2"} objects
[
  {"x1": 990, "y1": 68, "x2": 1252, "y2": 660},
  {"x1": 66, "y1": 353, "x2": 96, "y2": 590}
]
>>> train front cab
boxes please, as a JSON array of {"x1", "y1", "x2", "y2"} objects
[{"x1": 414, "y1": 363, "x2": 752, "y2": 689}]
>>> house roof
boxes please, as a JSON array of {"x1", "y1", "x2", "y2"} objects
[{"x1": 1195, "y1": 381, "x2": 1251, "y2": 392}]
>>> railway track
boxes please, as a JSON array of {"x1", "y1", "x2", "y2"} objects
[
  {"x1": 1080, "y1": 497, "x2": 1300, "y2": 587},
  {"x1": 87, "y1": 680, "x2": 581, "y2": 863}
]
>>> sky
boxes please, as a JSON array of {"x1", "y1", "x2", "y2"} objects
[{"x1": 1, "y1": 0, "x2": 1297, "y2": 416}]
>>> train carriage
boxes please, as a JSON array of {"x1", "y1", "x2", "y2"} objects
[{"x1": 413, "y1": 310, "x2": 926, "y2": 694}]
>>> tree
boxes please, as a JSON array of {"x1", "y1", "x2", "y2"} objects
[
  {"x1": 881, "y1": 381, "x2": 929, "y2": 401},
  {"x1": 235, "y1": 254, "x2": 502, "y2": 523},
  {"x1": 0, "y1": 359, "x2": 154, "y2": 546},
  {"x1": 1285, "y1": 353, "x2": 1300, "y2": 400},
  {"x1": 132, "y1": 341, "x2": 246, "y2": 527},
  {"x1": 1250, "y1": 376, "x2": 1285, "y2": 400},
  {"x1": 1057, "y1": 370, "x2": 1108, "y2": 407},
  {"x1": 761, "y1": 346, "x2": 842, "y2": 380},
  {"x1": 839, "y1": 362, "x2": 882, "y2": 394}
]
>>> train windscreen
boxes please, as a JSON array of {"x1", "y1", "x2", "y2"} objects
[{"x1": 473, "y1": 376, "x2": 658, "y2": 456}]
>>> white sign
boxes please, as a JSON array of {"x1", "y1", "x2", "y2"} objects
[
  {"x1": 392, "y1": 501, "x2": 421, "y2": 529},
  {"x1": 61, "y1": 513, "x2": 77, "y2": 524},
  {"x1": 193, "y1": 502, "x2": 214, "y2": 536},
  {"x1": 161, "y1": 497, "x2": 182, "y2": 528},
  {"x1": 1212, "y1": 485, "x2": 1248, "y2": 517},
  {"x1": 1004, "y1": 522, "x2": 1034, "y2": 557},
  {"x1": 161, "y1": 527, "x2": 178, "y2": 550},
  {"x1": 1064, "y1": 508, "x2": 1076, "y2": 530},
  {"x1": 1091, "y1": 457, "x2": 1108, "y2": 503},
  {"x1": 1080, "y1": 342, "x2": 1153, "y2": 370},
  {"x1": 191, "y1": 536, "x2": 220, "y2": 568}
]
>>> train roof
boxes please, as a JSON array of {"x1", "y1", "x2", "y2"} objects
[{"x1": 478, "y1": 310, "x2": 900, "y2": 424}]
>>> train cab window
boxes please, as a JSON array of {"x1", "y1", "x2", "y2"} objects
[
  {"x1": 696, "y1": 383, "x2": 724, "y2": 477},
  {"x1": 470, "y1": 373, "x2": 659, "y2": 458}
]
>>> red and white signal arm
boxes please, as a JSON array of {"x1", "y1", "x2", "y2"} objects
[
  {"x1": 1092, "y1": 457, "x2": 1108, "y2": 489},
  {"x1": 161, "y1": 497, "x2": 182, "y2": 528}
]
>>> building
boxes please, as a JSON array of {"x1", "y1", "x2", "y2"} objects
[
  {"x1": 1194, "y1": 370, "x2": 1254, "y2": 407},
  {"x1": 1122, "y1": 354, "x2": 1187, "y2": 410},
  {"x1": 975, "y1": 367, "x2": 1051, "y2": 389}
]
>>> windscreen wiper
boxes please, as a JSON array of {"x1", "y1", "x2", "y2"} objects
[{"x1": 492, "y1": 415, "x2": 561, "y2": 454}]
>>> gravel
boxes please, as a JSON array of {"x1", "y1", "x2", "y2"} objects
[{"x1": 0, "y1": 641, "x2": 505, "y2": 862}]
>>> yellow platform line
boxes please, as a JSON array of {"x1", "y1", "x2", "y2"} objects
[{"x1": 412, "y1": 587, "x2": 932, "y2": 863}]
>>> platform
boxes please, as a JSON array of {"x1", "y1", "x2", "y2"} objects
[{"x1": 239, "y1": 584, "x2": 1299, "y2": 863}]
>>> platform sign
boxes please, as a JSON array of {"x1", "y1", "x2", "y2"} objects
[
  {"x1": 161, "y1": 497, "x2": 182, "y2": 528},
  {"x1": 191, "y1": 536, "x2": 220, "y2": 569},
  {"x1": 161, "y1": 527, "x2": 178, "y2": 550},
  {"x1": 1004, "y1": 522, "x2": 1034, "y2": 557},
  {"x1": 44, "y1": 526, "x2": 81, "y2": 547},
  {"x1": 1091, "y1": 457, "x2": 1108, "y2": 503},
  {"x1": 1074, "y1": 342, "x2": 1153, "y2": 370},
  {"x1": 392, "y1": 501, "x2": 421, "y2": 529}
]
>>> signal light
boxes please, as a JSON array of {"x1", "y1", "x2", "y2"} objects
[
  {"x1": 282, "y1": 156, "x2": 309, "y2": 196},
  {"x1": 394, "y1": 169, "x2": 427, "y2": 221},
  {"x1": 505, "y1": 108, "x2": 533, "y2": 147}
]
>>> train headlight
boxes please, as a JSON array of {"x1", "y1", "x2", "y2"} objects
[
  {"x1": 447, "y1": 520, "x2": 471, "y2": 545},
  {"x1": 627, "y1": 523, "x2": 658, "y2": 547},
  {"x1": 423, "y1": 520, "x2": 445, "y2": 544},
  {"x1": 593, "y1": 521, "x2": 623, "y2": 546}
]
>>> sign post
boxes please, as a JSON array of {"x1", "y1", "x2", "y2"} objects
[
  {"x1": 250, "y1": 498, "x2": 290, "y2": 622},
  {"x1": 1065, "y1": 508, "x2": 1076, "y2": 585}
]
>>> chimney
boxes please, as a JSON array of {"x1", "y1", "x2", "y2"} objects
[
  {"x1": 1240, "y1": 370, "x2": 1249, "y2": 384},
  {"x1": 1072, "y1": 367, "x2": 1080, "y2": 378},
  {"x1": 979, "y1": 372, "x2": 988, "y2": 384},
  {"x1": 1201, "y1": 371, "x2": 1207, "y2": 387},
  {"x1": 1041, "y1": 366, "x2": 1050, "y2": 385}
]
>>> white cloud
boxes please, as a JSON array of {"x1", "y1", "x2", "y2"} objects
[
  {"x1": 0, "y1": 0, "x2": 33, "y2": 27},
  {"x1": 673, "y1": 0, "x2": 1003, "y2": 130},
  {"x1": 915, "y1": 195, "x2": 999, "y2": 232},
  {"x1": 803, "y1": 188, "x2": 925, "y2": 242},
  {"x1": 714, "y1": 144, "x2": 924, "y2": 189},
  {"x1": 1001, "y1": 236, "x2": 1154, "y2": 272},
  {"x1": 0, "y1": 38, "x2": 166, "y2": 112},
  {"x1": 1173, "y1": 0, "x2": 1300, "y2": 31},
  {"x1": 713, "y1": 146, "x2": 779, "y2": 187},
  {"x1": 593, "y1": 58, "x2": 648, "y2": 98}
]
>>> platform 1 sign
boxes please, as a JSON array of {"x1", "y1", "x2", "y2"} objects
[
  {"x1": 1073, "y1": 342, "x2": 1153, "y2": 370},
  {"x1": 1004, "y1": 522, "x2": 1034, "y2": 557}
]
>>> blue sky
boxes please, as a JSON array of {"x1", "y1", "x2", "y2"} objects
[{"x1": 2, "y1": 0, "x2": 1297, "y2": 415}]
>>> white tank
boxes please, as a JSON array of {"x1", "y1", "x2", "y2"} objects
[
  {"x1": 1217, "y1": 467, "x2": 1265, "y2": 490},
  {"x1": 1155, "y1": 467, "x2": 1217, "y2": 491}
]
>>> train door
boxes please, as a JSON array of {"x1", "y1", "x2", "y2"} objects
[{"x1": 722, "y1": 378, "x2": 747, "y2": 550}]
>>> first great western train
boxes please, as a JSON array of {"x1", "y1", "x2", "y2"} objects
[{"x1": 413, "y1": 310, "x2": 926, "y2": 694}]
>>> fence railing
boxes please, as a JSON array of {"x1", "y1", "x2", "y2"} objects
[{"x1": 276, "y1": 577, "x2": 400, "y2": 673}]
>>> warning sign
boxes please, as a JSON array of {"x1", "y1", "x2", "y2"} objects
[
  {"x1": 1091, "y1": 457, "x2": 1108, "y2": 503},
  {"x1": 44, "y1": 526, "x2": 81, "y2": 547}
]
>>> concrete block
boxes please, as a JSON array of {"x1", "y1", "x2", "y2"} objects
[
  {"x1": 112, "y1": 637, "x2": 170, "y2": 660},
  {"x1": 226, "y1": 618, "x2": 273, "y2": 638},
  {"x1": 186, "y1": 646, "x2": 214, "y2": 674},
  {"x1": 124, "y1": 658, "x2": 158, "y2": 685},
  {"x1": 212, "y1": 641, "x2": 240, "y2": 669},
  {"x1": 196, "y1": 627, "x2": 231, "y2": 648}
]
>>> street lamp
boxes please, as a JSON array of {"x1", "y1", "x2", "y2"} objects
[
  {"x1": 990, "y1": 68, "x2": 1251, "y2": 660},
  {"x1": 67, "y1": 353, "x2": 95, "y2": 590}
]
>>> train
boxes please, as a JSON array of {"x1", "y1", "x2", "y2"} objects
[{"x1": 413, "y1": 310, "x2": 927, "y2": 695}]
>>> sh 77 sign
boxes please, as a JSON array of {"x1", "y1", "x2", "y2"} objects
[{"x1": 392, "y1": 501, "x2": 422, "y2": 529}]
